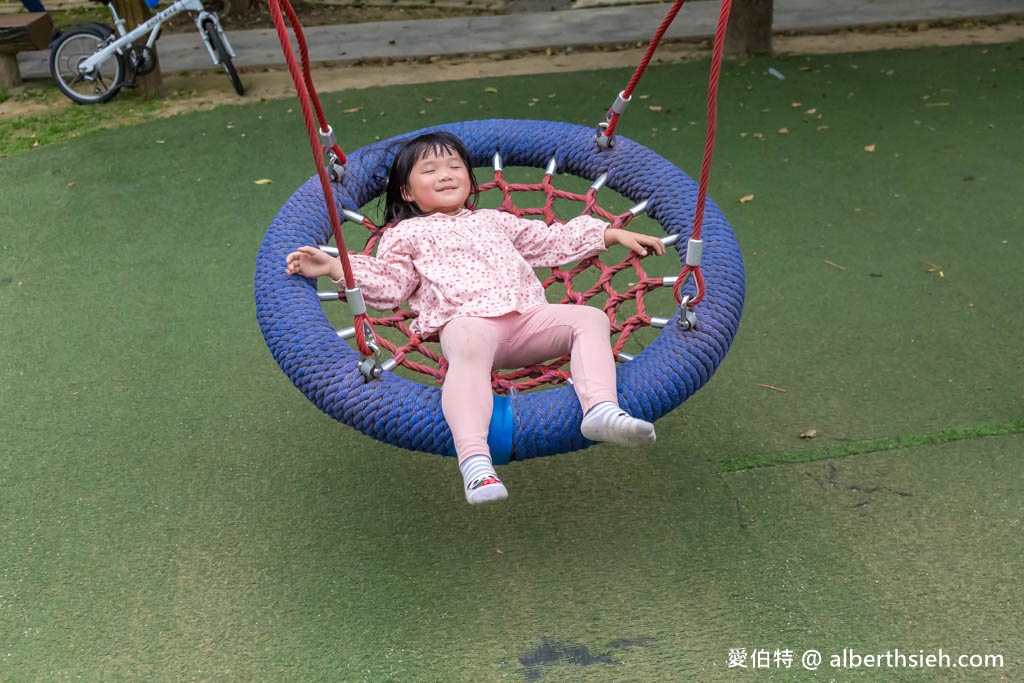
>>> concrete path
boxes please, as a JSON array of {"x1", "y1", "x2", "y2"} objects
[{"x1": 18, "y1": 0, "x2": 1024, "y2": 80}]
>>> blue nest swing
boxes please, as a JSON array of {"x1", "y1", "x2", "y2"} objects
[{"x1": 254, "y1": 118, "x2": 744, "y2": 462}]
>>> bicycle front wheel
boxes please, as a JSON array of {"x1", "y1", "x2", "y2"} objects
[
  {"x1": 50, "y1": 29, "x2": 125, "y2": 105},
  {"x1": 203, "y1": 21, "x2": 244, "y2": 96}
]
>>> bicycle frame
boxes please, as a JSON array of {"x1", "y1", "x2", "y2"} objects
[{"x1": 78, "y1": 0, "x2": 233, "y2": 74}]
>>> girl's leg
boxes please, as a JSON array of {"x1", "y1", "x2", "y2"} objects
[
  {"x1": 440, "y1": 316, "x2": 498, "y2": 462},
  {"x1": 495, "y1": 304, "x2": 618, "y2": 413},
  {"x1": 498, "y1": 304, "x2": 655, "y2": 446},
  {"x1": 439, "y1": 316, "x2": 508, "y2": 504}
]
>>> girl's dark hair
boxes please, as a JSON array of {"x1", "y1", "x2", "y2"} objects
[{"x1": 383, "y1": 131, "x2": 479, "y2": 224}]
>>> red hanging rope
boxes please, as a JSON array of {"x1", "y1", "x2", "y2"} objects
[
  {"x1": 595, "y1": 0, "x2": 733, "y2": 310},
  {"x1": 600, "y1": 0, "x2": 686, "y2": 141},
  {"x1": 673, "y1": 0, "x2": 733, "y2": 308},
  {"x1": 275, "y1": 0, "x2": 346, "y2": 165},
  {"x1": 267, "y1": 0, "x2": 372, "y2": 355},
  {"x1": 690, "y1": 0, "x2": 732, "y2": 244}
]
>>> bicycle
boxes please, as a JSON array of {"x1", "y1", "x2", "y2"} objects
[{"x1": 49, "y1": 0, "x2": 244, "y2": 104}]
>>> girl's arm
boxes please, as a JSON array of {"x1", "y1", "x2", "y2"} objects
[
  {"x1": 603, "y1": 226, "x2": 666, "y2": 257},
  {"x1": 496, "y1": 211, "x2": 608, "y2": 267},
  {"x1": 284, "y1": 231, "x2": 420, "y2": 309},
  {"x1": 494, "y1": 211, "x2": 664, "y2": 266}
]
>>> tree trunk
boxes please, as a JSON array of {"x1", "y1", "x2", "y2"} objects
[
  {"x1": 725, "y1": 0, "x2": 773, "y2": 58},
  {"x1": 112, "y1": 0, "x2": 163, "y2": 95}
]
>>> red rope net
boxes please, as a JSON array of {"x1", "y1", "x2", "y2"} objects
[{"x1": 335, "y1": 167, "x2": 669, "y2": 394}]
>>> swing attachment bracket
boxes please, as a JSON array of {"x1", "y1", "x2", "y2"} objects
[
  {"x1": 358, "y1": 335, "x2": 384, "y2": 381},
  {"x1": 346, "y1": 287, "x2": 384, "y2": 380},
  {"x1": 319, "y1": 126, "x2": 346, "y2": 182},
  {"x1": 595, "y1": 91, "x2": 631, "y2": 149},
  {"x1": 595, "y1": 121, "x2": 615, "y2": 149}
]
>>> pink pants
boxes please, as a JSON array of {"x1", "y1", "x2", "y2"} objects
[{"x1": 439, "y1": 304, "x2": 618, "y2": 463}]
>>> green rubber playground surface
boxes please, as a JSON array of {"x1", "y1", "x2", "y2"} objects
[{"x1": 1, "y1": 42, "x2": 1022, "y2": 680}]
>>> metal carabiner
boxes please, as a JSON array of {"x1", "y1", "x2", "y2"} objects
[
  {"x1": 677, "y1": 295, "x2": 698, "y2": 331},
  {"x1": 357, "y1": 319, "x2": 384, "y2": 380}
]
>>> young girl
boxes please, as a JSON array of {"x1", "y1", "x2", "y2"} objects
[{"x1": 286, "y1": 131, "x2": 665, "y2": 504}]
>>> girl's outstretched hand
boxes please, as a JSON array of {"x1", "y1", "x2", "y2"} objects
[
  {"x1": 605, "y1": 228, "x2": 667, "y2": 257},
  {"x1": 285, "y1": 245, "x2": 343, "y2": 280}
]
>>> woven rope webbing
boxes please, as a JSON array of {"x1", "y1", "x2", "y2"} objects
[{"x1": 345, "y1": 165, "x2": 656, "y2": 393}]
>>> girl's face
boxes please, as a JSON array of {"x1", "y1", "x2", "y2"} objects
[{"x1": 401, "y1": 148, "x2": 471, "y2": 216}]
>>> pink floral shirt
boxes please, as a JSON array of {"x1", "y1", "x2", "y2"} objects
[{"x1": 335, "y1": 208, "x2": 609, "y2": 336}]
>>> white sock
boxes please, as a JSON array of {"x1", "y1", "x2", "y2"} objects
[
  {"x1": 459, "y1": 454, "x2": 508, "y2": 505},
  {"x1": 580, "y1": 401, "x2": 656, "y2": 447}
]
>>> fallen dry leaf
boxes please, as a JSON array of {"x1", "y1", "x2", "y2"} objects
[
  {"x1": 484, "y1": 87, "x2": 499, "y2": 93},
  {"x1": 864, "y1": 144, "x2": 876, "y2": 152},
  {"x1": 343, "y1": 107, "x2": 363, "y2": 113},
  {"x1": 778, "y1": 127, "x2": 790, "y2": 135},
  {"x1": 253, "y1": 178, "x2": 273, "y2": 185},
  {"x1": 156, "y1": 140, "x2": 166, "y2": 144},
  {"x1": 496, "y1": 548, "x2": 504, "y2": 554},
  {"x1": 739, "y1": 194, "x2": 755, "y2": 204},
  {"x1": 648, "y1": 105, "x2": 663, "y2": 112},
  {"x1": 800, "y1": 429, "x2": 819, "y2": 439},
  {"x1": 791, "y1": 101, "x2": 802, "y2": 108}
]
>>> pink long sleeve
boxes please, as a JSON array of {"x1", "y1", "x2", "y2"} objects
[
  {"x1": 332, "y1": 209, "x2": 608, "y2": 336},
  {"x1": 489, "y1": 210, "x2": 609, "y2": 267},
  {"x1": 335, "y1": 229, "x2": 420, "y2": 310}
]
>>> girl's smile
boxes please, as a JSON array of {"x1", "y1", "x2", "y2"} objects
[{"x1": 401, "y1": 149, "x2": 472, "y2": 216}]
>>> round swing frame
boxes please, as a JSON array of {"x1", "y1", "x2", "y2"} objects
[{"x1": 254, "y1": 119, "x2": 744, "y2": 461}]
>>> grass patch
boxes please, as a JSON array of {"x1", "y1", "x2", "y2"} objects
[
  {"x1": 717, "y1": 420, "x2": 1024, "y2": 472},
  {"x1": 0, "y1": 86, "x2": 191, "y2": 156}
]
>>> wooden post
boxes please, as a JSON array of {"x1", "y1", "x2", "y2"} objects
[
  {"x1": 725, "y1": 0, "x2": 774, "y2": 58},
  {"x1": 0, "y1": 13, "x2": 54, "y2": 89},
  {"x1": 0, "y1": 53, "x2": 20, "y2": 89},
  {"x1": 111, "y1": 0, "x2": 163, "y2": 95}
]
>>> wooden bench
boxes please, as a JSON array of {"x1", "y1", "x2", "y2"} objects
[{"x1": 0, "y1": 12, "x2": 54, "y2": 89}]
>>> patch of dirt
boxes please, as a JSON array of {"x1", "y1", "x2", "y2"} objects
[
  {"x1": 221, "y1": 1, "x2": 501, "y2": 32},
  {"x1": 159, "y1": 20, "x2": 1024, "y2": 117},
  {"x1": 2, "y1": 19, "x2": 1021, "y2": 120}
]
